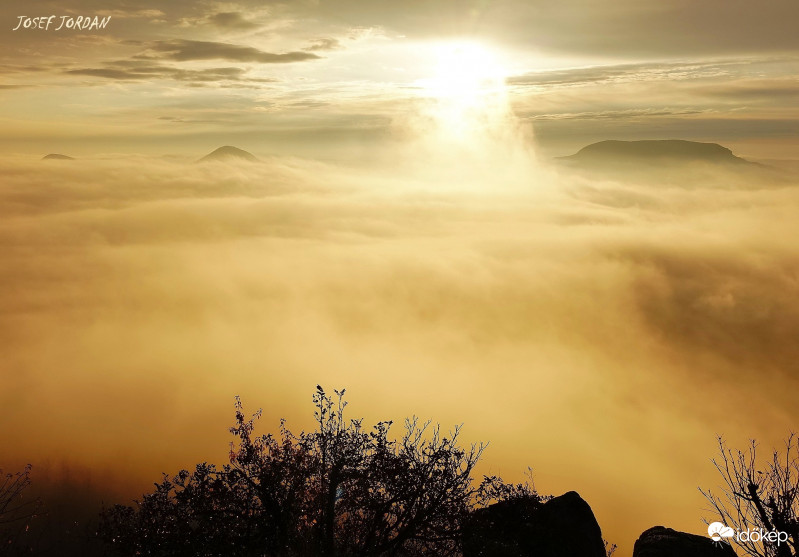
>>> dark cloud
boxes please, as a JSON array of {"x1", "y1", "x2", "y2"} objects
[
  {"x1": 294, "y1": 0, "x2": 799, "y2": 57},
  {"x1": 155, "y1": 115, "x2": 229, "y2": 124},
  {"x1": 510, "y1": 62, "x2": 704, "y2": 88},
  {"x1": 541, "y1": 116, "x2": 799, "y2": 139},
  {"x1": 144, "y1": 39, "x2": 321, "y2": 63},
  {"x1": 67, "y1": 66, "x2": 244, "y2": 82},
  {"x1": 522, "y1": 108, "x2": 709, "y2": 121},
  {"x1": 304, "y1": 38, "x2": 341, "y2": 52},
  {"x1": 695, "y1": 81, "x2": 799, "y2": 102},
  {"x1": 93, "y1": 8, "x2": 166, "y2": 19},
  {"x1": 64, "y1": 59, "x2": 279, "y2": 84},
  {"x1": 0, "y1": 64, "x2": 52, "y2": 74},
  {"x1": 1, "y1": 0, "x2": 798, "y2": 61},
  {"x1": 206, "y1": 12, "x2": 259, "y2": 30},
  {"x1": 288, "y1": 100, "x2": 331, "y2": 108},
  {"x1": 506, "y1": 59, "x2": 759, "y2": 89},
  {"x1": 66, "y1": 68, "x2": 140, "y2": 80}
]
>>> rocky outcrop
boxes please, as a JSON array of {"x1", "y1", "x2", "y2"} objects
[
  {"x1": 463, "y1": 491, "x2": 606, "y2": 557},
  {"x1": 633, "y1": 526, "x2": 737, "y2": 557}
]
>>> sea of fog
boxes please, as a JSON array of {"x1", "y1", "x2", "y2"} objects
[{"x1": 1, "y1": 107, "x2": 798, "y2": 550}]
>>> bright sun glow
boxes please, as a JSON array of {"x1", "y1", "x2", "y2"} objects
[
  {"x1": 413, "y1": 41, "x2": 515, "y2": 150},
  {"x1": 420, "y1": 41, "x2": 507, "y2": 102},
  {"x1": 408, "y1": 41, "x2": 530, "y2": 185}
]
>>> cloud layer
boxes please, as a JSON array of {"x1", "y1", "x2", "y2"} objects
[{"x1": 1, "y1": 147, "x2": 798, "y2": 547}]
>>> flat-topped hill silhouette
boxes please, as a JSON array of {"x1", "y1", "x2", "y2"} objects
[
  {"x1": 559, "y1": 140, "x2": 750, "y2": 165},
  {"x1": 553, "y1": 139, "x2": 783, "y2": 188},
  {"x1": 197, "y1": 145, "x2": 259, "y2": 163},
  {"x1": 42, "y1": 153, "x2": 75, "y2": 160}
]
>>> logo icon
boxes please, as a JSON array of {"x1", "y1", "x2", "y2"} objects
[{"x1": 708, "y1": 522, "x2": 735, "y2": 543}]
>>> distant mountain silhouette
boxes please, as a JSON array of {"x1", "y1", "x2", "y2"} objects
[
  {"x1": 197, "y1": 146, "x2": 258, "y2": 163},
  {"x1": 560, "y1": 139, "x2": 751, "y2": 164},
  {"x1": 559, "y1": 140, "x2": 751, "y2": 165},
  {"x1": 42, "y1": 153, "x2": 75, "y2": 160}
]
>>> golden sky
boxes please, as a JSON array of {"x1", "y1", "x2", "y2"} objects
[
  {"x1": 2, "y1": 0, "x2": 799, "y2": 157},
  {"x1": 1, "y1": 1, "x2": 799, "y2": 554}
]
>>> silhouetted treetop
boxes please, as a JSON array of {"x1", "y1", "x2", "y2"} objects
[{"x1": 100, "y1": 386, "x2": 544, "y2": 557}]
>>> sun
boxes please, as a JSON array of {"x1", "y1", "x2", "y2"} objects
[
  {"x1": 413, "y1": 41, "x2": 513, "y2": 144},
  {"x1": 406, "y1": 39, "x2": 529, "y2": 179},
  {"x1": 420, "y1": 41, "x2": 507, "y2": 103}
]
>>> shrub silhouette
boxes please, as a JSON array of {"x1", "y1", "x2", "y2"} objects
[{"x1": 100, "y1": 387, "x2": 541, "y2": 556}]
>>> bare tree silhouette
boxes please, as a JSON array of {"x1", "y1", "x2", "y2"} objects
[
  {"x1": 701, "y1": 434, "x2": 799, "y2": 557},
  {"x1": 1, "y1": 464, "x2": 40, "y2": 551}
]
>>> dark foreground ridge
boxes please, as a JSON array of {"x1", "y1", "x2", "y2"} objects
[
  {"x1": 197, "y1": 145, "x2": 259, "y2": 163},
  {"x1": 463, "y1": 490, "x2": 605, "y2": 557},
  {"x1": 558, "y1": 139, "x2": 751, "y2": 165},
  {"x1": 42, "y1": 153, "x2": 75, "y2": 160},
  {"x1": 633, "y1": 526, "x2": 737, "y2": 557}
]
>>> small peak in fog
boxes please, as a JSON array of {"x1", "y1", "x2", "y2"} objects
[
  {"x1": 42, "y1": 153, "x2": 75, "y2": 160},
  {"x1": 197, "y1": 146, "x2": 259, "y2": 163}
]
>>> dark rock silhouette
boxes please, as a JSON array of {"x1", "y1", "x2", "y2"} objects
[
  {"x1": 559, "y1": 140, "x2": 750, "y2": 165},
  {"x1": 42, "y1": 153, "x2": 75, "y2": 160},
  {"x1": 197, "y1": 145, "x2": 259, "y2": 163},
  {"x1": 633, "y1": 526, "x2": 737, "y2": 557},
  {"x1": 463, "y1": 491, "x2": 605, "y2": 557}
]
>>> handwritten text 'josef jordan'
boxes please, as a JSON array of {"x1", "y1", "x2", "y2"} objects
[{"x1": 12, "y1": 15, "x2": 111, "y2": 31}]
